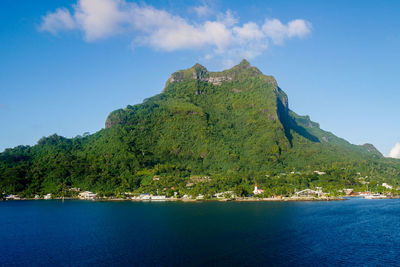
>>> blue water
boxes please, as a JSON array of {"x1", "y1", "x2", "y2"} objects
[{"x1": 0, "y1": 198, "x2": 399, "y2": 266}]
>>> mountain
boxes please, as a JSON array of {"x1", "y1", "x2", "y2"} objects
[
  {"x1": 106, "y1": 59, "x2": 382, "y2": 162},
  {"x1": 0, "y1": 60, "x2": 399, "y2": 197}
]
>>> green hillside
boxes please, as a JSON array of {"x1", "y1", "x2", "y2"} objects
[{"x1": 1, "y1": 60, "x2": 399, "y2": 197}]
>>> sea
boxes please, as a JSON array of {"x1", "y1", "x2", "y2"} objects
[{"x1": 0, "y1": 198, "x2": 399, "y2": 266}]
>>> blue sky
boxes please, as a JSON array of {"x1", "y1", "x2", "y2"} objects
[{"x1": 1, "y1": 0, "x2": 400, "y2": 157}]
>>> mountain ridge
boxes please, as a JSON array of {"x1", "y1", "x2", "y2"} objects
[{"x1": 106, "y1": 59, "x2": 381, "y2": 157}]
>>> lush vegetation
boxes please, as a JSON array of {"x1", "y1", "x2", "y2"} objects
[{"x1": 1, "y1": 60, "x2": 399, "y2": 198}]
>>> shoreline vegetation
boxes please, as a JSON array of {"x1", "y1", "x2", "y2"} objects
[
  {"x1": 0, "y1": 196, "x2": 345, "y2": 202},
  {"x1": 2, "y1": 182, "x2": 399, "y2": 202},
  {"x1": 3, "y1": 195, "x2": 400, "y2": 202}
]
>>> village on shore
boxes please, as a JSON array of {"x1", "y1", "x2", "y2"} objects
[{"x1": 2, "y1": 180, "x2": 398, "y2": 202}]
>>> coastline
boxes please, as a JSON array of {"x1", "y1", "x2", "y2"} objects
[
  {"x1": 1, "y1": 196, "x2": 347, "y2": 202},
  {"x1": 4, "y1": 195, "x2": 400, "y2": 202}
]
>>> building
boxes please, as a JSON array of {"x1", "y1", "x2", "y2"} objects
[
  {"x1": 314, "y1": 171, "x2": 326, "y2": 175},
  {"x1": 253, "y1": 183, "x2": 264, "y2": 195},
  {"x1": 139, "y1": 193, "x2": 151, "y2": 200},
  {"x1": 5, "y1": 194, "x2": 20, "y2": 200},
  {"x1": 213, "y1": 191, "x2": 234, "y2": 198},
  {"x1": 79, "y1": 191, "x2": 97, "y2": 200},
  {"x1": 295, "y1": 189, "x2": 324, "y2": 197},
  {"x1": 44, "y1": 193, "x2": 52, "y2": 200},
  {"x1": 382, "y1": 183, "x2": 393, "y2": 190},
  {"x1": 344, "y1": 189, "x2": 355, "y2": 195},
  {"x1": 151, "y1": 195, "x2": 166, "y2": 201}
]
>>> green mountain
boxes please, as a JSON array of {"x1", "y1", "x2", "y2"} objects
[{"x1": 1, "y1": 60, "x2": 399, "y2": 197}]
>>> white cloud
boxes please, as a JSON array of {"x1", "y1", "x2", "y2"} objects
[
  {"x1": 193, "y1": 5, "x2": 212, "y2": 17},
  {"x1": 74, "y1": 0, "x2": 129, "y2": 41},
  {"x1": 262, "y1": 18, "x2": 311, "y2": 45},
  {"x1": 128, "y1": 6, "x2": 232, "y2": 51},
  {"x1": 388, "y1": 143, "x2": 400, "y2": 159},
  {"x1": 39, "y1": 0, "x2": 312, "y2": 63},
  {"x1": 39, "y1": 8, "x2": 76, "y2": 34},
  {"x1": 217, "y1": 10, "x2": 238, "y2": 27},
  {"x1": 287, "y1": 19, "x2": 312, "y2": 38},
  {"x1": 233, "y1": 22, "x2": 264, "y2": 41}
]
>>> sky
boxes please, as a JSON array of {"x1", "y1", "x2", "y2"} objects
[{"x1": 1, "y1": 0, "x2": 400, "y2": 157}]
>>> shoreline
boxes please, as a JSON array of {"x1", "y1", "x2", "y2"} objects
[
  {"x1": 1, "y1": 196, "x2": 347, "y2": 202},
  {"x1": 3, "y1": 196, "x2": 400, "y2": 202}
]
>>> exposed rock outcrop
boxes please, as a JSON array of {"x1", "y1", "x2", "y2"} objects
[{"x1": 165, "y1": 59, "x2": 276, "y2": 88}]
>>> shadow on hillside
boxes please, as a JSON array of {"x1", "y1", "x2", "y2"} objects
[{"x1": 276, "y1": 98, "x2": 319, "y2": 146}]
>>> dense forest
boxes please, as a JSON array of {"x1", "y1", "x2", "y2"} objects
[{"x1": 1, "y1": 60, "x2": 399, "y2": 198}]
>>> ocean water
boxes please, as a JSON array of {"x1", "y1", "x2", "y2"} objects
[{"x1": 0, "y1": 198, "x2": 399, "y2": 266}]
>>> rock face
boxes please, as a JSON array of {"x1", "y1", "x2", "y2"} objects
[
  {"x1": 206, "y1": 76, "x2": 233, "y2": 85},
  {"x1": 362, "y1": 143, "x2": 383, "y2": 157},
  {"x1": 165, "y1": 59, "x2": 275, "y2": 87},
  {"x1": 105, "y1": 108, "x2": 127, "y2": 129},
  {"x1": 105, "y1": 117, "x2": 112, "y2": 128}
]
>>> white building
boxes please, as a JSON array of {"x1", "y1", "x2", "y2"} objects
[
  {"x1": 382, "y1": 183, "x2": 393, "y2": 189},
  {"x1": 344, "y1": 189, "x2": 354, "y2": 195},
  {"x1": 253, "y1": 183, "x2": 264, "y2": 195},
  {"x1": 139, "y1": 194, "x2": 151, "y2": 200},
  {"x1": 44, "y1": 193, "x2": 52, "y2": 200},
  {"x1": 5, "y1": 194, "x2": 20, "y2": 200},
  {"x1": 295, "y1": 189, "x2": 324, "y2": 197},
  {"x1": 151, "y1": 195, "x2": 166, "y2": 201},
  {"x1": 213, "y1": 191, "x2": 234, "y2": 198},
  {"x1": 314, "y1": 171, "x2": 326, "y2": 175},
  {"x1": 79, "y1": 191, "x2": 97, "y2": 200}
]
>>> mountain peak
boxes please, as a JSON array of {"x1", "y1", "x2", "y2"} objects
[
  {"x1": 191, "y1": 63, "x2": 207, "y2": 71},
  {"x1": 224, "y1": 59, "x2": 262, "y2": 76},
  {"x1": 238, "y1": 59, "x2": 251, "y2": 67},
  {"x1": 165, "y1": 60, "x2": 271, "y2": 90}
]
